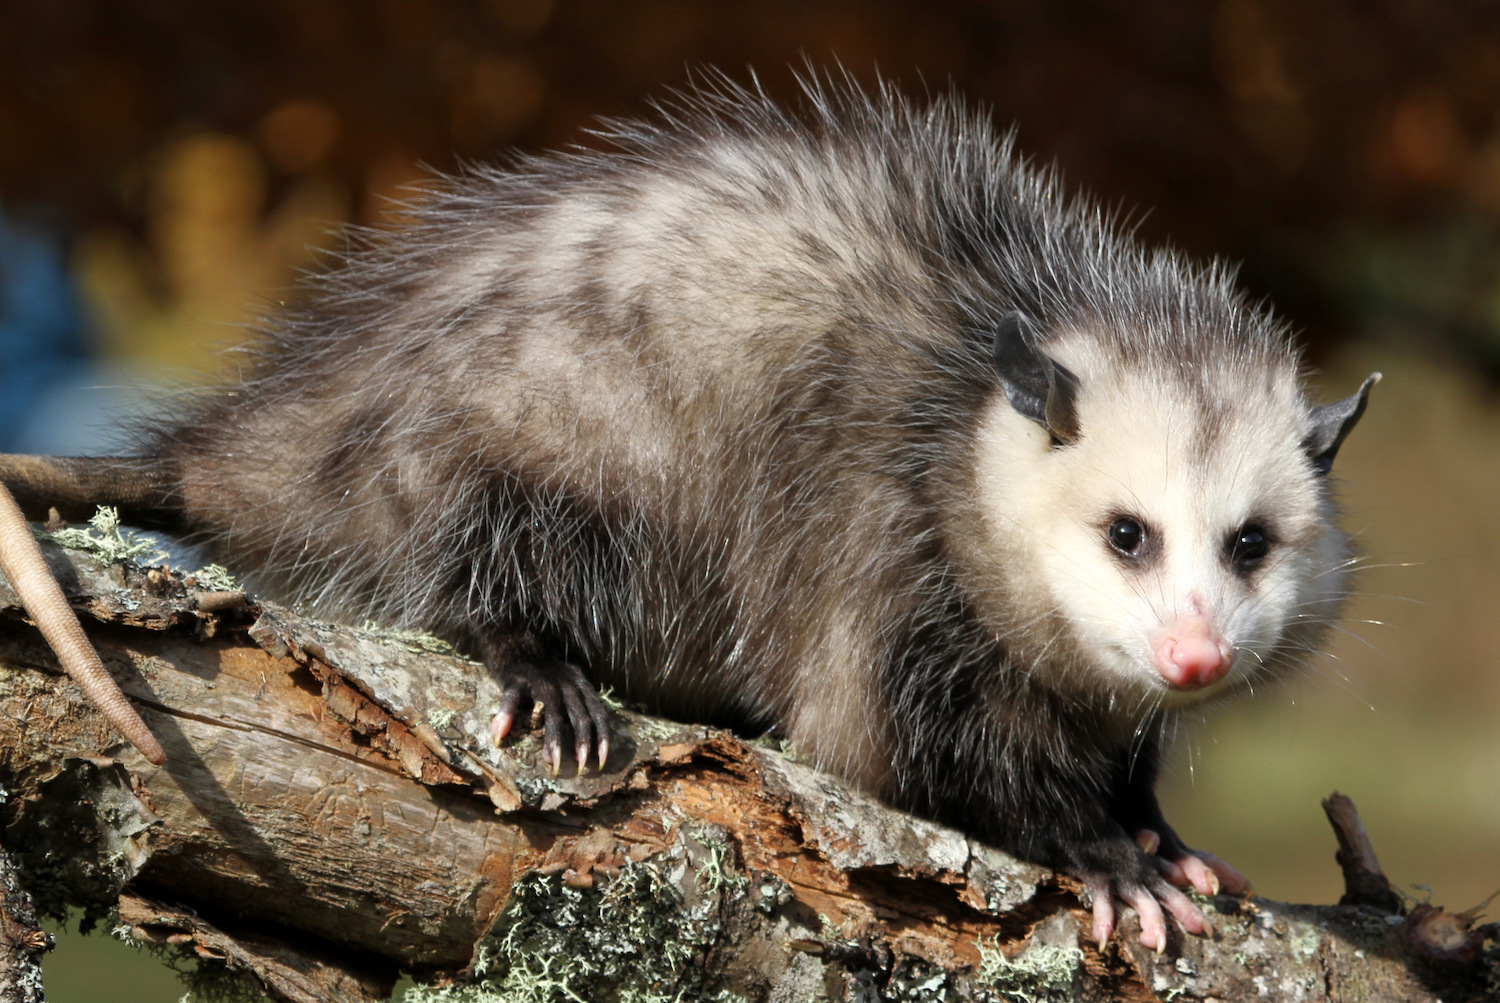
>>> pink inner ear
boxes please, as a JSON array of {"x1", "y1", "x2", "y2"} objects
[{"x1": 1154, "y1": 620, "x2": 1232, "y2": 689}]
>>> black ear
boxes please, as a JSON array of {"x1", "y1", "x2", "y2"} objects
[
  {"x1": 992, "y1": 312, "x2": 1081, "y2": 444},
  {"x1": 1305, "y1": 372, "x2": 1380, "y2": 475}
]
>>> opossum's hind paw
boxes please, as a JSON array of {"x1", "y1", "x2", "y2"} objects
[
  {"x1": 1085, "y1": 865, "x2": 1211, "y2": 953},
  {"x1": 488, "y1": 660, "x2": 612, "y2": 774},
  {"x1": 1135, "y1": 829, "x2": 1252, "y2": 897}
]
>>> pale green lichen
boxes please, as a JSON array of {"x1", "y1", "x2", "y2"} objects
[
  {"x1": 697, "y1": 832, "x2": 748, "y2": 896},
  {"x1": 749, "y1": 734, "x2": 801, "y2": 762},
  {"x1": 635, "y1": 717, "x2": 682, "y2": 742},
  {"x1": 401, "y1": 854, "x2": 725, "y2": 1003},
  {"x1": 840, "y1": 956, "x2": 971, "y2": 1002},
  {"x1": 814, "y1": 913, "x2": 847, "y2": 945},
  {"x1": 358, "y1": 620, "x2": 457, "y2": 655},
  {"x1": 49, "y1": 507, "x2": 169, "y2": 566},
  {"x1": 974, "y1": 937, "x2": 1083, "y2": 1003},
  {"x1": 512, "y1": 765, "x2": 562, "y2": 803},
  {"x1": 190, "y1": 563, "x2": 240, "y2": 591},
  {"x1": 1287, "y1": 922, "x2": 1321, "y2": 962},
  {"x1": 883, "y1": 961, "x2": 957, "y2": 1000},
  {"x1": 754, "y1": 874, "x2": 793, "y2": 915}
]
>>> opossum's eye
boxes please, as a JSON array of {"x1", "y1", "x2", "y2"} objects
[
  {"x1": 1228, "y1": 524, "x2": 1270, "y2": 573},
  {"x1": 1107, "y1": 517, "x2": 1147, "y2": 558}
]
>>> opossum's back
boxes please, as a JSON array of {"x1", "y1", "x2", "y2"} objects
[
  {"x1": 278, "y1": 150, "x2": 953, "y2": 504},
  {"x1": 154, "y1": 108, "x2": 981, "y2": 676}
]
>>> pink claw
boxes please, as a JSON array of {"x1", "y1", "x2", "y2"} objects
[
  {"x1": 1177, "y1": 854, "x2": 1221, "y2": 897},
  {"x1": 490, "y1": 709, "x2": 514, "y2": 745},
  {"x1": 1195, "y1": 851, "x2": 1251, "y2": 895},
  {"x1": 1091, "y1": 891, "x2": 1117, "y2": 948}
]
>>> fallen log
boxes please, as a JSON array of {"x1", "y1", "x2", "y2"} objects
[{"x1": 0, "y1": 534, "x2": 1494, "y2": 1002}]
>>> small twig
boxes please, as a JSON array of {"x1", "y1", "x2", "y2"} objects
[{"x1": 1322, "y1": 791, "x2": 1403, "y2": 912}]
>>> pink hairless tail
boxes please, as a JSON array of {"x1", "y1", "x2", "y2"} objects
[{"x1": 0, "y1": 484, "x2": 166, "y2": 765}]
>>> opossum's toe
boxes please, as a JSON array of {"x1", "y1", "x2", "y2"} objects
[
  {"x1": 1137, "y1": 829, "x2": 1252, "y2": 897},
  {"x1": 1190, "y1": 850, "x2": 1250, "y2": 895},
  {"x1": 1119, "y1": 883, "x2": 1169, "y2": 952},
  {"x1": 559, "y1": 676, "x2": 592, "y2": 768},
  {"x1": 1171, "y1": 853, "x2": 1220, "y2": 896},
  {"x1": 491, "y1": 685, "x2": 525, "y2": 744},
  {"x1": 488, "y1": 660, "x2": 612, "y2": 773},
  {"x1": 1086, "y1": 874, "x2": 1180, "y2": 951},
  {"x1": 1087, "y1": 879, "x2": 1117, "y2": 946},
  {"x1": 572, "y1": 676, "x2": 612, "y2": 770},
  {"x1": 540, "y1": 692, "x2": 566, "y2": 775},
  {"x1": 550, "y1": 661, "x2": 611, "y2": 770},
  {"x1": 1156, "y1": 881, "x2": 1211, "y2": 936},
  {"x1": 1086, "y1": 859, "x2": 1213, "y2": 952}
]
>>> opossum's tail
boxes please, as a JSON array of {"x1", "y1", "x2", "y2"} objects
[
  {"x1": 0, "y1": 455, "x2": 179, "y2": 527},
  {"x1": 0, "y1": 464, "x2": 170, "y2": 765}
]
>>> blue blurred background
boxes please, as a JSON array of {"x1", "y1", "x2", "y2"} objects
[
  {"x1": 0, "y1": 208, "x2": 101, "y2": 453},
  {"x1": 0, "y1": 2, "x2": 1495, "y2": 999}
]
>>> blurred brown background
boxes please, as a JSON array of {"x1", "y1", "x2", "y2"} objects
[{"x1": 1, "y1": 2, "x2": 1495, "y2": 999}]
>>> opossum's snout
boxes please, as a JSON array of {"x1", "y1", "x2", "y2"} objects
[{"x1": 1152, "y1": 618, "x2": 1233, "y2": 690}]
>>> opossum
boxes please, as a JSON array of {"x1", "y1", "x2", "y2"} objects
[{"x1": 0, "y1": 76, "x2": 1376, "y2": 950}]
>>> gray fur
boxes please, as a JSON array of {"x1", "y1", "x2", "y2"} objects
[{"x1": 11, "y1": 72, "x2": 1371, "y2": 924}]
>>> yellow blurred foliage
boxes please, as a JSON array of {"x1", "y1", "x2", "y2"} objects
[{"x1": 72, "y1": 131, "x2": 348, "y2": 381}]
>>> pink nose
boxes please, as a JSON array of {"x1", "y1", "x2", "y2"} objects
[{"x1": 1154, "y1": 627, "x2": 1232, "y2": 690}]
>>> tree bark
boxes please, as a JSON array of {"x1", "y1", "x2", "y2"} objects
[{"x1": 0, "y1": 538, "x2": 1494, "y2": 1002}]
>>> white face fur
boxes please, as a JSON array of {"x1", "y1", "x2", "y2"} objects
[{"x1": 973, "y1": 332, "x2": 1351, "y2": 714}]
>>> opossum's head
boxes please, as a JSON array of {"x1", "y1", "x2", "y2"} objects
[{"x1": 973, "y1": 312, "x2": 1377, "y2": 712}]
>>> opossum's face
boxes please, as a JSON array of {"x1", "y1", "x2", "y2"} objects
[{"x1": 975, "y1": 342, "x2": 1367, "y2": 711}]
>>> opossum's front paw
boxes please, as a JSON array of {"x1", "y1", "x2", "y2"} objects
[
  {"x1": 1084, "y1": 856, "x2": 1212, "y2": 953},
  {"x1": 1134, "y1": 828, "x2": 1252, "y2": 897},
  {"x1": 489, "y1": 661, "x2": 612, "y2": 774}
]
